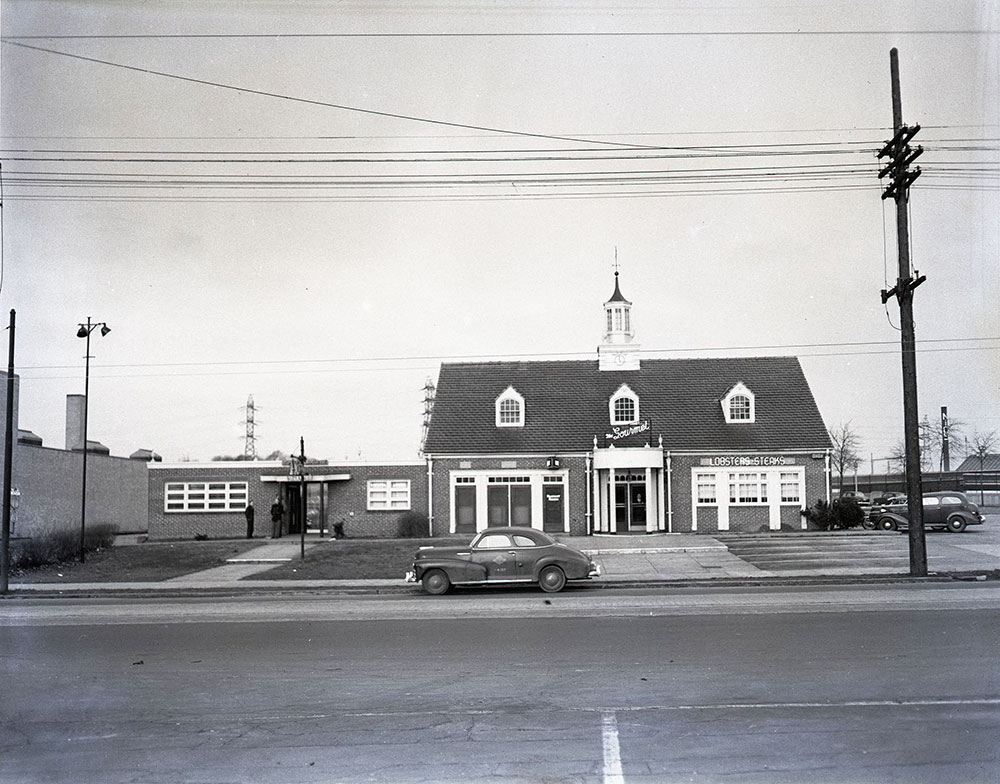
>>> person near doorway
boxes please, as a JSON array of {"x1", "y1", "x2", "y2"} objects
[
  {"x1": 270, "y1": 496, "x2": 285, "y2": 538},
  {"x1": 244, "y1": 501, "x2": 255, "y2": 539}
]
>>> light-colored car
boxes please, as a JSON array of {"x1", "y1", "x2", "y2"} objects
[{"x1": 405, "y1": 526, "x2": 600, "y2": 594}]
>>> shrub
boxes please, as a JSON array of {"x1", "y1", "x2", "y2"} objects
[
  {"x1": 11, "y1": 523, "x2": 119, "y2": 569},
  {"x1": 396, "y1": 511, "x2": 429, "y2": 538},
  {"x1": 801, "y1": 499, "x2": 865, "y2": 530}
]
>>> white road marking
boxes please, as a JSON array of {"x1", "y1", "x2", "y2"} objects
[{"x1": 602, "y1": 710, "x2": 625, "y2": 784}]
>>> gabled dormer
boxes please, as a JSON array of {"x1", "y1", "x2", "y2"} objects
[
  {"x1": 495, "y1": 386, "x2": 525, "y2": 427},
  {"x1": 598, "y1": 270, "x2": 641, "y2": 371},
  {"x1": 722, "y1": 382, "x2": 755, "y2": 423},
  {"x1": 609, "y1": 383, "x2": 640, "y2": 424}
]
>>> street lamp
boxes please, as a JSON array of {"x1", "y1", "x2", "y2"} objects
[{"x1": 77, "y1": 317, "x2": 110, "y2": 563}]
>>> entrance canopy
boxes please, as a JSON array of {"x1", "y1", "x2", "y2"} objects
[
  {"x1": 593, "y1": 446, "x2": 663, "y2": 470},
  {"x1": 261, "y1": 473, "x2": 351, "y2": 484}
]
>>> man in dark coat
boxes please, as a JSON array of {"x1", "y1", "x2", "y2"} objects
[
  {"x1": 270, "y1": 496, "x2": 285, "y2": 538},
  {"x1": 244, "y1": 501, "x2": 255, "y2": 539}
]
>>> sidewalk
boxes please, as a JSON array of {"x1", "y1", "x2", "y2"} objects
[{"x1": 7, "y1": 530, "x2": 999, "y2": 595}]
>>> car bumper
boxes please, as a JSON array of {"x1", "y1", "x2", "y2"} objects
[
  {"x1": 588, "y1": 562, "x2": 601, "y2": 579},
  {"x1": 404, "y1": 570, "x2": 417, "y2": 583}
]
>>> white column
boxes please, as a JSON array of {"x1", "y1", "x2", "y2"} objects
[{"x1": 645, "y1": 467, "x2": 656, "y2": 533}]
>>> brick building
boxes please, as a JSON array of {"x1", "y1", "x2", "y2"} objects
[
  {"x1": 147, "y1": 459, "x2": 427, "y2": 540},
  {"x1": 422, "y1": 273, "x2": 833, "y2": 536}
]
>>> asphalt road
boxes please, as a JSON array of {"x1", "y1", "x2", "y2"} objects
[{"x1": 2, "y1": 584, "x2": 999, "y2": 784}]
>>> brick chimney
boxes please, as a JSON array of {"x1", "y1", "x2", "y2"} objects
[{"x1": 66, "y1": 394, "x2": 85, "y2": 451}]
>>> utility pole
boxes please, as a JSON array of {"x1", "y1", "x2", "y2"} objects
[
  {"x1": 940, "y1": 406, "x2": 950, "y2": 472},
  {"x1": 2, "y1": 310, "x2": 15, "y2": 594},
  {"x1": 877, "y1": 47, "x2": 926, "y2": 576}
]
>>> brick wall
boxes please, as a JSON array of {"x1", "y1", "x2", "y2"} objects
[
  {"x1": 426, "y1": 455, "x2": 590, "y2": 537},
  {"x1": 14, "y1": 444, "x2": 148, "y2": 538},
  {"x1": 323, "y1": 462, "x2": 428, "y2": 538},
  {"x1": 670, "y1": 452, "x2": 828, "y2": 533},
  {"x1": 148, "y1": 461, "x2": 428, "y2": 540}
]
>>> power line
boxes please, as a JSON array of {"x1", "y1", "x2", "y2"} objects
[
  {"x1": 3, "y1": 31, "x2": 995, "y2": 39},
  {"x1": 18, "y1": 337, "x2": 999, "y2": 373},
  {"x1": 0, "y1": 39, "x2": 663, "y2": 150}
]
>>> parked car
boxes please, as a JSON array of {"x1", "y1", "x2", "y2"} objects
[
  {"x1": 839, "y1": 491, "x2": 870, "y2": 504},
  {"x1": 869, "y1": 492, "x2": 985, "y2": 533},
  {"x1": 863, "y1": 495, "x2": 907, "y2": 528},
  {"x1": 405, "y1": 526, "x2": 600, "y2": 594}
]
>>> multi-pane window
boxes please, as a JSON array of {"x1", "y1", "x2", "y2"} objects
[
  {"x1": 696, "y1": 474, "x2": 717, "y2": 504},
  {"x1": 165, "y1": 481, "x2": 247, "y2": 512},
  {"x1": 729, "y1": 472, "x2": 768, "y2": 504},
  {"x1": 498, "y1": 398, "x2": 521, "y2": 425},
  {"x1": 780, "y1": 472, "x2": 801, "y2": 503},
  {"x1": 729, "y1": 395, "x2": 752, "y2": 421},
  {"x1": 495, "y1": 386, "x2": 525, "y2": 427},
  {"x1": 368, "y1": 480, "x2": 411, "y2": 510},
  {"x1": 613, "y1": 396, "x2": 636, "y2": 423},
  {"x1": 487, "y1": 476, "x2": 531, "y2": 527}
]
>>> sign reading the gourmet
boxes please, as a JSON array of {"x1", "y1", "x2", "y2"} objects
[
  {"x1": 701, "y1": 455, "x2": 791, "y2": 467},
  {"x1": 605, "y1": 419, "x2": 651, "y2": 443}
]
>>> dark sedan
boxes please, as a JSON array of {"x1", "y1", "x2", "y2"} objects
[
  {"x1": 405, "y1": 526, "x2": 600, "y2": 594},
  {"x1": 870, "y1": 491, "x2": 985, "y2": 533}
]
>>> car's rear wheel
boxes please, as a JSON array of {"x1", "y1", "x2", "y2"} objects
[
  {"x1": 946, "y1": 516, "x2": 967, "y2": 533},
  {"x1": 538, "y1": 565, "x2": 567, "y2": 593},
  {"x1": 421, "y1": 569, "x2": 451, "y2": 595},
  {"x1": 862, "y1": 518, "x2": 876, "y2": 530},
  {"x1": 879, "y1": 518, "x2": 897, "y2": 531}
]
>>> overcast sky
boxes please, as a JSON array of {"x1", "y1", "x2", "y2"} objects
[{"x1": 1, "y1": 1, "x2": 997, "y2": 468}]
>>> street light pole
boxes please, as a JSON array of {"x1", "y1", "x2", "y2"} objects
[
  {"x1": 297, "y1": 437, "x2": 307, "y2": 560},
  {"x1": 77, "y1": 317, "x2": 110, "y2": 563}
]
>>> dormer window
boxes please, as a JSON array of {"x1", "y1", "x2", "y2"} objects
[
  {"x1": 495, "y1": 386, "x2": 525, "y2": 427},
  {"x1": 609, "y1": 383, "x2": 639, "y2": 424},
  {"x1": 722, "y1": 382, "x2": 755, "y2": 423}
]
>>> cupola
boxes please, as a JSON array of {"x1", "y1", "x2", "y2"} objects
[{"x1": 598, "y1": 270, "x2": 641, "y2": 371}]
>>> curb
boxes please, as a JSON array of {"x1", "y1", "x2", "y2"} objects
[{"x1": 5, "y1": 570, "x2": 997, "y2": 600}]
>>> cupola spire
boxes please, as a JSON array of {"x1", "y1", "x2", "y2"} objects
[{"x1": 598, "y1": 257, "x2": 641, "y2": 371}]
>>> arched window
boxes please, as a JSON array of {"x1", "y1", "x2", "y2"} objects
[
  {"x1": 729, "y1": 395, "x2": 751, "y2": 421},
  {"x1": 722, "y1": 382, "x2": 755, "y2": 423},
  {"x1": 495, "y1": 386, "x2": 525, "y2": 427},
  {"x1": 609, "y1": 383, "x2": 639, "y2": 424}
]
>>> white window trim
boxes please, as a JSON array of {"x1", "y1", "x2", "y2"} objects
[
  {"x1": 609, "y1": 383, "x2": 640, "y2": 425},
  {"x1": 722, "y1": 382, "x2": 756, "y2": 423},
  {"x1": 164, "y1": 480, "x2": 248, "y2": 513},
  {"x1": 367, "y1": 479, "x2": 412, "y2": 511},
  {"x1": 495, "y1": 385, "x2": 525, "y2": 428}
]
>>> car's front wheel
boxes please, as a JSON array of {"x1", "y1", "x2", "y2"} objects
[
  {"x1": 538, "y1": 565, "x2": 567, "y2": 593},
  {"x1": 946, "y1": 516, "x2": 968, "y2": 533},
  {"x1": 421, "y1": 569, "x2": 451, "y2": 595},
  {"x1": 879, "y1": 518, "x2": 897, "y2": 531}
]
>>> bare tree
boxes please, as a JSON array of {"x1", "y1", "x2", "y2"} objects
[
  {"x1": 966, "y1": 430, "x2": 998, "y2": 505},
  {"x1": 829, "y1": 422, "x2": 862, "y2": 492},
  {"x1": 888, "y1": 441, "x2": 907, "y2": 475},
  {"x1": 919, "y1": 413, "x2": 965, "y2": 472}
]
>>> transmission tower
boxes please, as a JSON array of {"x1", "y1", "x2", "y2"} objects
[
  {"x1": 242, "y1": 394, "x2": 259, "y2": 460},
  {"x1": 419, "y1": 377, "x2": 436, "y2": 456}
]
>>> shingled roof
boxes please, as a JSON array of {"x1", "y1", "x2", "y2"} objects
[{"x1": 423, "y1": 357, "x2": 832, "y2": 454}]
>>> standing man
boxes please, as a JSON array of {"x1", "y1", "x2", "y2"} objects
[
  {"x1": 270, "y1": 495, "x2": 285, "y2": 539},
  {"x1": 244, "y1": 501, "x2": 255, "y2": 539}
]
